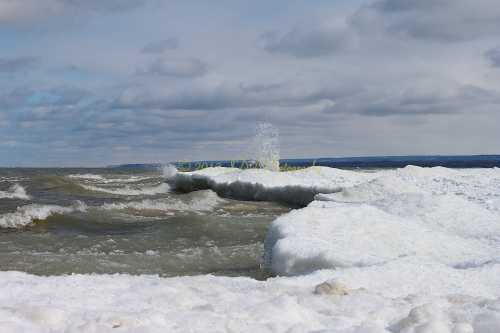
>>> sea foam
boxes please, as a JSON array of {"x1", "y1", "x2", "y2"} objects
[
  {"x1": 0, "y1": 201, "x2": 87, "y2": 228},
  {"x1": 0, "y1": 184, "x2": 30, "y2": 200},
  {"x1": 100, "y1": 190, "x2": 222, "y2": 213},
  {"x1": 81, "y1": 183, "x2": 170, "y2": 196}
]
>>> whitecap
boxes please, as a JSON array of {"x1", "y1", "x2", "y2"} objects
[
  {"x1": 82, "y1": 183, "x2": 170, "y2": 196},
  {"x1": 68, "y1": 174, "x2": 106, "y2": 181},
  {"x1": 0, "y1": 184, "x2": 30, "y2": 200},
  {"x1": 100, "y1": 190, "x2": 222, "y2": 213},
  {"x1": 0, "y1": 201, "x2": 87, "y2": 228}
]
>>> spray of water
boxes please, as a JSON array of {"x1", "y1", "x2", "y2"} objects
[{"x1": 253, "y1": 123, "x2": 280, "y2": 172}]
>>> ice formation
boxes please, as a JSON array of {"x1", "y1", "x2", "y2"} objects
[
  {"x1": 1, "y1": 270, "x2": 500, "y2": 332},
  {"x1": 167, "y1": 166, "x2": 374, "y2": 206},
  {"x1": 3, "y1": 165, "x2": 500, "y2": 331}
]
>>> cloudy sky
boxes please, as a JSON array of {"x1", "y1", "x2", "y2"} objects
[{"x1": 1, "y1": 0, "x2": 500, "y2": 166}]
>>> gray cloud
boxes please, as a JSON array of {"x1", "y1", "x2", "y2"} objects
[
  {"x1": 3, "y1": 0, "x2": 500, "y2": 166},
  {"x1": 323, "y1": 84, "x2": 500, "y2": 117},
  {"x1": 137, "y1": 57, "x2": 208, "y2": 78},
  {"x1": 262, "y1": 23, "x2": 353, "y2": 58},
  {"x1": 0, "y1": 57, "x2": 38, "y2": 73},
  {"x1": 485, "y1": 47, "x2": 500, "y2": 67},
  {"x1": 60, "y1": 0, "x2": 147, "y2": 12},
  {"x1": 0, "y1": 0, "x2": 149, "y2": 24},
  {"x1": 142, "y1": 38, "x2": 179, "y2": 54},
  {"x1": 352, "y1": 0, "x2": 500, "y2": 42},
  {"x1": 114, "y1": 79, "x2": 356, "y2": 111}
]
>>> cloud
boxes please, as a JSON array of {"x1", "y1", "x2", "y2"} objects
[
  {"x1": 323, "y1": 83, "x2": 500, "y2": 117},
  {"x1": 261, "y1": 22, "x2": 353, "y2": 58},
  {"x1": 142, "y1": 38, "x2": 179, "y2": 54},
  {"x1": 0, "y1": 0, "x2": 148, "y2": 24},
  {"x1": 137, "y1": 57, "x2": 208, "y2": 78},
  {"x1": 60, "y1": 0, "x2": 147, "y2": 12},
  {"x1": 485, "y1": 47, "x2": 500, "y2": 67},
  {"x1": 0, "y1": 57, "x2": 38, "y2": 73},
  {"x1": 3, "y1": 0, "x2": 500, "y2": 166},
  {"x1": 351, "y1": 0, "x2": 500, "y2": 42}
]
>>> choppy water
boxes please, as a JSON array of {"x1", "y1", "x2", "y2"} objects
[{"x1": 0, "y1": 168, "x2": 289, "y2": 278}]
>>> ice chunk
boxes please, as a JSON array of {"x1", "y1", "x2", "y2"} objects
[{"x1": 167, "y1": 166, "x2": 374, "y2": 206}]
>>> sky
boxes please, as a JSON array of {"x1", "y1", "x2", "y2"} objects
[{"x1": 1, "y1": 0, "x2": 500, "y2": 166}]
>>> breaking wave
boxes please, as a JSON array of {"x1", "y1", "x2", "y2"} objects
[
  {"x1": 0, "y1": 184, "x2": 30, "y2": 200},
  {"x1": 100, "y1": 190, "x2": 222, "y2": 214},
  {"x1": 82, "y1": 183, "x2": 170, "y2": 196},
  {"x1": 68, "y1": 174, "x2": 106, "y2": 181},
  {"x1": 0, "y1": 201, "x2": 87, "y2": 229},
  {"x1": 68, "y1": 174, "x2": 154, "y2": 183}
]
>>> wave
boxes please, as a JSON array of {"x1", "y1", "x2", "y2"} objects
[
  {"x1": 0, "y1": 201, "x2": 87, "y2": 229},
  {"x1": 68, "y1": 174, "x2": 155, "y2": 184},
  {"x1": 100, "y1": 190, "x2": 222, "y2": 214},
  {"x1": 0, "y1": 184, "x2": 30, "y2": 200},
  {"x1": 82, "y1": 183, "x2": 170, "y2": 196},
  {"x1": 68, "y1": 174, "x2": 106, "y2": 181}
]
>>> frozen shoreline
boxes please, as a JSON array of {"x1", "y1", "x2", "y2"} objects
[
  {"x1": 1, "y1": 268, "x2": 500, "y2": 332},
  {"x1": 167, "y1": 166, "x2": 375, "y2": 206},
  {"x1": 2, "y1": 165, "x2": 500, "y2": 331}
]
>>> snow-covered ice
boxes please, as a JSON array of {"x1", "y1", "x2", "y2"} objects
[
  {"x1": 167, "y1": 166, "x2": 375, "y2": 206},
  {"x1": 1, "y1": 270, "x2": 500, "y2": 333}
]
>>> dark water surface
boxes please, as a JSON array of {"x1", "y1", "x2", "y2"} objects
[
  {"x1": 171, "y1": 155, "x2": 500, "y2": 170},
  {"x1": 0, "y1": 168, "x2": 289, "y2": 278}
]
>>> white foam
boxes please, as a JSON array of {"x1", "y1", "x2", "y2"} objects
[
  {"x1": 0, "y1": 184, "x2": 30, "y2": 200},
  {"x1": 253, "y1": 122, "x2": 280, "y2": 171},
  {"x1": 69, "y1": 174, "x2": 155, "y2": 184},
  {"x1": 0, "y1": 201, "x2": 87, "y2": 228},
  {"x1": 162, "y1": 164, "x2": 178, "y2": 178},
  {"x1": 100, "y1": 190, "x2": 222, "y2": 213},
  {"x1": 82, "y1": 183, "x2": 170, "y2": 196},
  {"x1": 68, "y1": 174, "x2": 106, "y2": 181}
]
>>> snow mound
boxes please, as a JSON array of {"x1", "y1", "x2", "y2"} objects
[
  {"x1": 167, "y1": 166, "x2": 374, "y2": 206},
  {"x1": 265, "y1": 166, "x2": 500, "y2": 276},
  {"x1": 265, "y1": 200, "x2": 497, "y2": 275},
  {"x1": 0, "y1": 271, "x2": 500, "y2": 332}
]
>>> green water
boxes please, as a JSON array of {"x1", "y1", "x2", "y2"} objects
[{"x1": 0, "y1": 168, "x2": 289, "y2": 278}]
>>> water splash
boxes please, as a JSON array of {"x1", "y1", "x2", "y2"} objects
[{"x1": 253, "y1": 123, "x2": 280, "y2": 172}]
